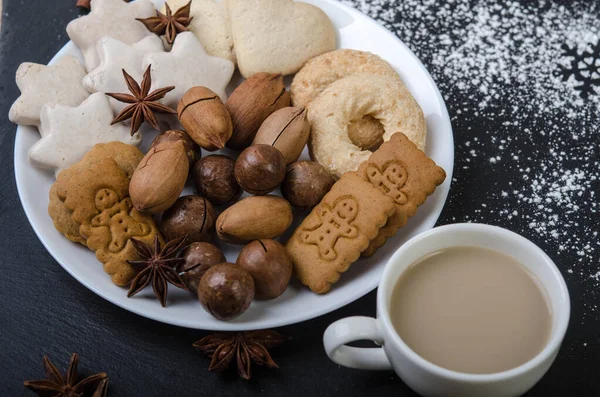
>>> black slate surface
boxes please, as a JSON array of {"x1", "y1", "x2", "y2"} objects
[{"x1": 0, "y1": 0, "x2": 598, "y2": 396}]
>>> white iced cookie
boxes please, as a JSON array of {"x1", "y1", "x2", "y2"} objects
[
  {"x1": 29, "y1": 93, "x2": 142, "y2": 177},
  {"x1": 66, "y1": 0, "x2": 155, "y2": 71},
  {"x1": 83, "y1": 35, "x2": 165, "y2": 113},
  {"x1": 225, "y1": 0, "x2": 336, "y2": 78},
  {"x1": 9, "y1": 56, "x2": 89, "y2": 127},
  {"x1": 142, "y1": 32, "x2": 234, "y2": 108},
  {"x1": 308, "y1": 73, "x2": 426, "y2": 179},
  {"x1": 163, "y1": 0, "x2": 235, "y2": 63}
]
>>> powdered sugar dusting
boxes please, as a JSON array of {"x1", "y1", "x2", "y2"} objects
[{"x1": 343, "y1": 0, "x2": 600, "y2": 308}]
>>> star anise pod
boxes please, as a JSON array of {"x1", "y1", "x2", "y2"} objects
[
  {"x1": 24, "y1": 353, "x2": 107, "y2": 397},
  {"x1": 127, "y1": 235, "x2": 188, "y2": 307},
  {"x1": 136, "y1": 1, "x2": 194, "y2": 45},
  {"x1": 106, "y1": 65, "x2": 176, "y2": 136},
  {"x1": 193, "y1": 330, "x2": 290, "y2": 380}
]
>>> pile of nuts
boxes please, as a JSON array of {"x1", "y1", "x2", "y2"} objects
[{"x1": 126, "y1": 73, "x2": 335, "y2": 320}]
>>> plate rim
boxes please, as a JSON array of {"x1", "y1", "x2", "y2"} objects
[{"x1": 13, "y1": 0, "x2": 454, "y2": 330}]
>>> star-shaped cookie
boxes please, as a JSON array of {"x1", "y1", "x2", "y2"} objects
[
  {"x1": 9, "y1": 56, "x2": 89, "y2": 127},
  {"x1": 142, "y1": 32, "x2": 234, "y2": 108},
  {"x1": 29, "y1": 93, "x2": 142, "y2": 177},
  {"x1": 66, "y1": 0, "x2": 156, "y2": 71},
  {"x1": 83, "y1": 35, "x2": 165, "y2": 113}
]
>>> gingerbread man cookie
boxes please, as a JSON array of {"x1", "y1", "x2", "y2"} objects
[
  {"x1": 9, "y1": 55, "x2": 89, "y2": 127},
  {"x1": 67, "y1": 0, "x2": 155, "y2": 71},
  {"x1": 300, "y1": 196, "x2": 359, "y2": 261},
  {"x1": 286, "y1": 172, "x2": 395, "y2": 294},
  {"x1": 365, "y1": 161, "x2": 408, "y2": 205},
  {"x1": 79, "y1": 181, "x2": 159, "y2": 285},
  {"x1": 83, "y1": 190, "x2": 152, "y2": 254},
  {"x1": 49, "y1": 142, "x2": 144, "y2": 245},
  {"x1": 358, "y1": 133, "x2": 446, "y2": 257},
  {"x1": 49, "y1": 142, "x2": 159, "y2": 286}
]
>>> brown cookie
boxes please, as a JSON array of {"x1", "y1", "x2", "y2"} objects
[
  {"x1": 357, "y1": 132, "x2": 446, "y2": 257},
  {"x1": 49, "y1": 142, "x2": 160, "y2": 286},
  {"x1": 49, "y1": 142, "x2": 144, "y2": 245},
  {"x1": 286, "y1": 172, "x2": 395, "y2": 294},
  {"x1": 49, "y1": 183, "x2": 86, "y2": 245}
]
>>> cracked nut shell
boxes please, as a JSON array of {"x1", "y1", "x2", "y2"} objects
[
  {"x1": 236, "y1": 239, "x2": 292, "y2": 300},
  {"x1": 252, "y1": 107, "x2": 310, "y2": 164},
  {"x1": 179, "y1": 242, "x2": 226, "y2": 294},
  {"x1": 178, "y1": 86, "x2": 232, "y2": 151},
  {"x1": 129, "y1": 140, "x2": 189, "y2": 214},
  {"x1": 160, "y1": 195, "x2": 216, "y2": 243},
  {"x1": 226, "y1": 73, "x2": 291, "y2": 149},
  {"x1": 150, "y1": 129, "x2": 199, "y2": 167}
]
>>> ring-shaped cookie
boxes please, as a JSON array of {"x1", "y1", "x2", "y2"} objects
[
  {"x1": 307, "y1": 73, "x2": 426, "y2": 179},
  {"x1": 291, "y1": 49, "x2": 404, "y2": 108}
]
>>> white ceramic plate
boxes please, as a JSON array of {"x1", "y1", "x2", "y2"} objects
[{"x1": 14, "y1": 0, "x2": 453, "y2": 330}]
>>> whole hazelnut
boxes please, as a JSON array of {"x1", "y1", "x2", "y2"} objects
[
  {"x1": 150, "y1": 129, "x2": 200, "y2": 166},
  {"x1": 198, "y1": 263, "x2": 255, "y2": 321},
  {"x1": 236, "y1": 239, "x2": 292, "y2": 300},
  {"x1": 193, "y1": 155, "x2": 241, "y2": 205},
  {"x1": 179, "y1": 242, "x2": 226, "y2": 294},
  {"x1": 234, "y1": 145, "x2": 286, "y2": 195},
  {"x1": 281, "y1": 161, "x2": 335, "y2": 209},
  {"x1": 161, "y1": 196, "x2": 216, "y2": 242}
]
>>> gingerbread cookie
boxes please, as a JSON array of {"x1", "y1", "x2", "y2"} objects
[
  {"x1": 307, "y1": 73, "x2": 426, "y2": 179},
  {"x1": 357, "y1": 132, "x2": 446, "y2": 257},
  {"x1": 49, "y1": 142, "x2": 144, "y2": 245},
  {"x1": 66, "y1": 0, "x2": 155, "y2": 71},
  {"x1": 49, "y1": 142, "x2": 158, "y2": 286},
  {"x1": 49, "y1": 183, "x2": 87, "y2": 245},
  {"x1": 286, "y1": 172, "x2": 395, "y2": 294},
  {"x1": 164, "y1": 0, "x2": 236, "y2": 63},
  {"x1": 225, "y1": 0, "x2": 336, "y2": 77},
  {"x1": 29, "y1": 93, "x2": 142, "y2": 177},
  {"x1": 142, "y1": 32, "x2": 235, "y2": 107},
  {"x1": 9, "y1": 56, "x2": 89, "y2": 127}
]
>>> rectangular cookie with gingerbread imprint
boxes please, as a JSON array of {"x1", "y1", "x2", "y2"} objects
[
  {"x1": 286, "y1": 172, "x2": 395, "y2": 294},
  {"x1": 358, "y1": 132, "x2": 446, "y2": 257}
]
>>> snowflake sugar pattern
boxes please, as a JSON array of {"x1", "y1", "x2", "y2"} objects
[{"x1": 559, "y1": 41, "x2": 600, "y2": 98}]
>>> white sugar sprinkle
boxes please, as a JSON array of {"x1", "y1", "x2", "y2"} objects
[{"x1": 344, "y1": 0, "x2": 600, "y2": 307}]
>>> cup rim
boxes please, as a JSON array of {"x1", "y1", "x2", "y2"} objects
[{"x1": 377, "y1": 223, "x2": 570, "y2": 382}]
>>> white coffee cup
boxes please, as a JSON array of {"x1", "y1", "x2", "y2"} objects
[{"x1": 323, "y1": 223, "x2": 570, "y2": 397}]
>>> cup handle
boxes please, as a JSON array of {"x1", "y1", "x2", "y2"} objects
[{"x1": 323, "y1": 316, "x2": 392, "y2": 370}]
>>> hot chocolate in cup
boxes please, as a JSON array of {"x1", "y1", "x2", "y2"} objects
[{"x1": 323, "y1": 223, "x2": 570, "y2": 397}]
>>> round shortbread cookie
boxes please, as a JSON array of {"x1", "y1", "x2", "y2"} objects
[
  {"x1": 291, "y1": 49, "x2": 404, "y2": 108},
  {"x1": 307, "y1": 73, "x2": 426, "y2": 179}
]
